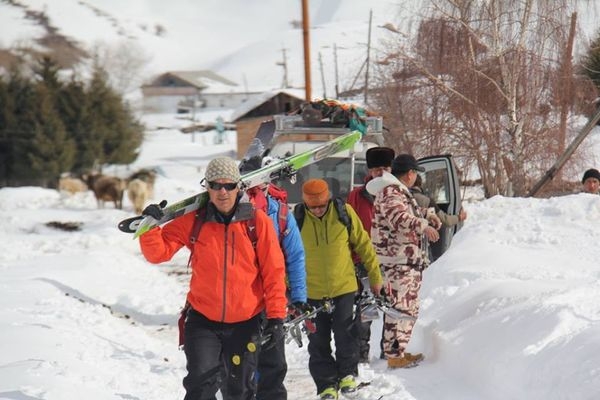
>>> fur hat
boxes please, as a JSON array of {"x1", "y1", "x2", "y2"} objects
[
  {"x1": 302, "y1": 179, "x2": 330, "y2": 206},
  {"x1": 205, "y1": 157, "x2": 241, "y2": 182},
  {"x1": 391, "y1": 154, "x2": 425, "y2": 175},
  {"x1": 366, "y1": 147, "x2": 395, "y2": 169},
  {"x1": 582, "y1": 168, "x2": 600, "y2": 183}
]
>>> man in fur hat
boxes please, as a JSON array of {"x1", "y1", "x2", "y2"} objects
[{"x1": 346, "y1": 147, "x2": 395, "y2": 363}]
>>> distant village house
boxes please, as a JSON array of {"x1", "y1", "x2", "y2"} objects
[{"x1": 141, "y1": 70, "x2": 258, "y2": 113}]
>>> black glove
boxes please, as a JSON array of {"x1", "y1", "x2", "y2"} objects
[
  {"x1": 293, "y1": 302, "x2": 314, "y2": 315},
  {"x1": 142, "y1": 200, "x2": 167, "y2": 220},
  {"x1": 262, "y1": 318, "x2": 284, "y2": 350}
]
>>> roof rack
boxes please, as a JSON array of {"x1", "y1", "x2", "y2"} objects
[{"x1": 273, "y1": 114, "x2": 383, "y2": 136}]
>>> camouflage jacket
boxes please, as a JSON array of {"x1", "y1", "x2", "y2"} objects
[{"x1": 367, "y1": 172, "x2": 431, "y2": 271}]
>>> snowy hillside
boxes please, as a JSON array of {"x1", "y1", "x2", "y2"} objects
[{"x1": 0, "y1": 0, "x2": 416, "y2": 96}]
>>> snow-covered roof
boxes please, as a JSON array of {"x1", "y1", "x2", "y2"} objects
[
  {"x1": 230, "y1": 88, "x2": 306, "y2": 122},
  {"x1": 147, "y1": 70, "x2": 238, "y2": 89}
]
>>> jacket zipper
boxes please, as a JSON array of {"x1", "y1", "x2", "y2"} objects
[{"x1": 221, "y1": 225, "x2": 229, "y2": 322}]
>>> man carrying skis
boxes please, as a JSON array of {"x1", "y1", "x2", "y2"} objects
[
  {"x1": 240, "y1": 158, "x2": 308, "y2": 400},
  {"x1": 346, "y1": 146, "x2": 395, "y2": 363},
  {"x1": 296, "y1": 179, "x2": 382, "y2": 400},
  {"x1": 139, "y1": 156, "x2": 287, "y2": 400}
]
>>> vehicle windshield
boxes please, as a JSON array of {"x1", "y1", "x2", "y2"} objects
[{"x1": 274, "y1": 157, "x2": 354, "y2": 204}]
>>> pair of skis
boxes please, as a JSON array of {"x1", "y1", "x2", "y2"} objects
[
  {"x1": 357, "y1": 292, "x2": 416, "y2": 322},
  {"x1": 117, "y1": 128, "x2": 362, "y2": 237}
]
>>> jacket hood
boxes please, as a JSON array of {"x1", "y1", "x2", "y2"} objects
[{"x1": 366, "y1": 171, "x2": 408, "y2": 195}]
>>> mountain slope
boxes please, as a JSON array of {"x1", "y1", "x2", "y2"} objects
[{"x1": 0, "y1": 0, "x2": 410, "y2": 95}]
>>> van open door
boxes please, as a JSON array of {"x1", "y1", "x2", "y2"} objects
[{"x1": 418, "y1": 155, "x2": 463, "y2": 261}]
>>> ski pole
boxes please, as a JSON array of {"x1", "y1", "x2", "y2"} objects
[{"x1": 260, "y1": 298, "x2": 335, "y2": 347}]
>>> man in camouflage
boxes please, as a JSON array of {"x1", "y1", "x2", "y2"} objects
[{"x1": 366, "y1": 154, "x2": 441, "y2": 369}]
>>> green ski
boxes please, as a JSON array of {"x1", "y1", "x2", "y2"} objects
[{"x1": 118, "y1": 130, "x2": 362, "y2": 238}]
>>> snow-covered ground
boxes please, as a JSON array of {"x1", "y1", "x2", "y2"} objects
[{"x1": 2, "y1": 113, "x2": 600, "y2": 400}]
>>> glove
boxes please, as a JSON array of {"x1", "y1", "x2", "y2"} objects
[
  {"x1": 262, "y1": 318, "x2": 284, "y2": 350},
  {"x1": 142, "y1": 200, "x2": 167, "y2": 220},
  {"x1": 292, "y1": 302, "x2": 314, "y2": 315}
]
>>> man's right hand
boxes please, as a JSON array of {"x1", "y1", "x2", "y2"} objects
[
  {"x1": 142, "y1": 200, "x2": 167, "y2": 220},
  {"x1": 424, "y1": 225, "x2": 440, "y2": 242}
]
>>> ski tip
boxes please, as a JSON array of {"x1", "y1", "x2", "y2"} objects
[{"x1": 117, "y1": 215, "x2": 143, "y2": 233}]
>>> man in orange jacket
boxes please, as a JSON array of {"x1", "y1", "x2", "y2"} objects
[{"x1": 139, "y1": 156, "x2": 287, "y2": 400}]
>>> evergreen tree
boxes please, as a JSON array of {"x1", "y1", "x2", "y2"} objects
[
  {"x1": 28, "y1": 84, "x2": 76, "y2": 187},
  {"x1": 58, "y1": 77, "x2": 94, "y2": 172},
  {"x1": 1, "y1": 58, "x2": 142, "y2": 185},
  {"x1": 0, "y1": 77, "x2": 11, "y2": 185},
  {"x1": 33, "y1": 56, "x2": 62, "y2": 92},
  {"x1": 6, "y1": 68, "x2": 38, "y2": 185},
  {"x1": 22, "y1": 57, "x2": 76, "y2": 186},
  {"x1": 85, "y1": 63, "x2": 143, "y2": 167}
]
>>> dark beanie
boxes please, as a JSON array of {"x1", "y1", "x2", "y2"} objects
[
  {"x1": 366, "y1": 147, "x2": 395, "y2": 168},
  {"x1": 582, "y1": 168, "x2": 600, "y2": 183}
]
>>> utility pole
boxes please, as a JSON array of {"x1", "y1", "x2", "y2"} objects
[
  {"x1": 364, "y1": 9, "x2": 372, "y2": 104},
  {"x1": 276, "y1": 47, "x2": 289, "y2": 88},
  {"x1": 301, "y1": 0, "x2": 311, "y2": 101},
  {"x1": 334, "y1": 43, "x2": 339, "y2": 98},
  {"x1": 318, "y1": 51, "x2": 327, "y2": 98},
  {"x1": 527, "y1": 107, "x2": 600, "y2": 197}
]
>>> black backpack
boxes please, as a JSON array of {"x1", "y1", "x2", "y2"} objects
[{"x1": 293, "y1": 197, "x2": 351, "y2": 236}]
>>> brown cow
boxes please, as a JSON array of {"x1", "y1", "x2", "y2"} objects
[{"x1": 85, "y1": 173, "x2": 126, "y2": 209}]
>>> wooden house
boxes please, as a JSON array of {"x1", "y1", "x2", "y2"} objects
[{"x1": 231, "y1": 89, "x2": 306, "y2": 158}]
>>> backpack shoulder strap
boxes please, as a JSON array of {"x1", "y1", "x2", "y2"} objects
[
  {"x1": 245, "y1": 210, "x2": 258, "y2": 248},
  {"x1": 333, "y1": 197, "x2": 352, "y2": 235},
  {"x1": 276, "y1": 200, "x2": 289, "y2": 242},
  {"x1": 190, "y1": 207, "x2": 207, "y2": 244},
  {"x1": 293, "y1": 202, "x2": 306, "y2": 231}
]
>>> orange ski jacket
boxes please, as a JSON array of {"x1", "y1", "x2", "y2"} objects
[{"x1": 139, "y1": 202, "x2": 287, "y2": 322}]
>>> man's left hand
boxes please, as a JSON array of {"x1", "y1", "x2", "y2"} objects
[
  {"x1": 370, "y1": 283, "x2": 382, "y2": 296},
  {"x1": 262, "y1": 318, "x2": 284, "y2": 350}
]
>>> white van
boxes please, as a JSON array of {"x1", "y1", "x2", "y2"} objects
[{"x1": 251, "y1": 115, "x2": 463, "y2": 258}]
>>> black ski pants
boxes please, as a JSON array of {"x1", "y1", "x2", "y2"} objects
[
  {"x1": 256, "y1": 315, "x2": 287, "y2": 400},
  {"x1": 355, "y1": 317, "x2": 372, "y2": 361},
  {"x1": 307, "y1": 292, "x2": 359, "y2": 394},
  {"x1": 183, "y1": 308, "x2": 261, "y2": 400}
]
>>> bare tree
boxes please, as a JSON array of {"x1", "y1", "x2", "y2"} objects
[
  {"x1": 90, "y1": 40, "x2": 151, "y2": 96},
  {"x1": 372, "y1": 0, "x2": 597, "y2": 197}
]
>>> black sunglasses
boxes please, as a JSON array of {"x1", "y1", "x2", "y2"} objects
[{"x1": 207, "y1": 181, "x2": 238, "y2": 191}]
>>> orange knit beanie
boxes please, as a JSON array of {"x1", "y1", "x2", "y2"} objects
[{"x1": 302, "y1": 179, "x2": 330, "y2": 206}]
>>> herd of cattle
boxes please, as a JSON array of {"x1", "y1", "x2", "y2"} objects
[{"x1": 58, "y1": 168, "x2": 157, "y2": 214}]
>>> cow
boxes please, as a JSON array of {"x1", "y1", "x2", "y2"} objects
[
  {"x1": 127, "y1": 178, "x2": 150, "y2": 215},
  {"x1": 128, "y1": 168, "x2": 157, "y2": 199},
  {"x1": 58, "y1": 177, "x2": 88, "y2": 195},
  {"x1": 85, "y1": 173, "x2": 126, "y2": 209}
]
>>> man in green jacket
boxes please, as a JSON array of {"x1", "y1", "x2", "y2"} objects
[{"x1": 296, "y1": 178, "x2": 382, "y2": 400}]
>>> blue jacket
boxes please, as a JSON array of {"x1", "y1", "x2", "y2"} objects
[{"x1": 266, "y1": 196, "x2": 307, "y2": 303}]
